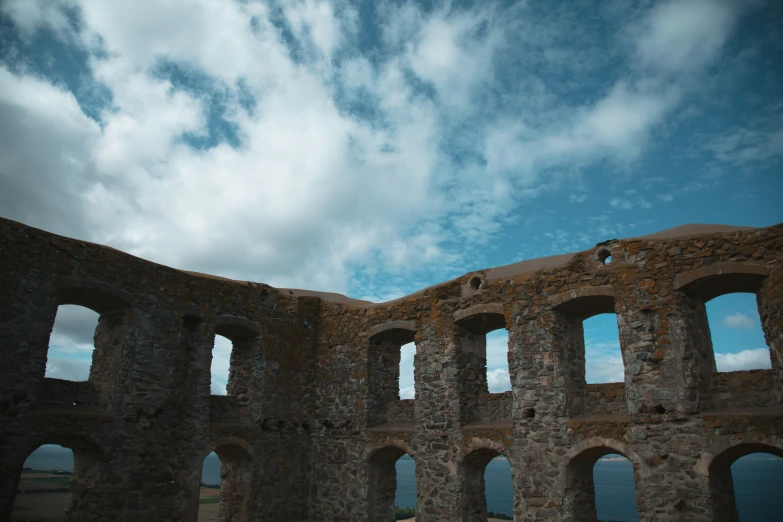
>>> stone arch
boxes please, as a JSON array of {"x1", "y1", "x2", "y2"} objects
[
  {"x1": 365, "y1": 439, "x2": 416, "y2": 461},
  {"x1": 550, "y1": 287, "x2": 622, "y2": 417},
  {"x1": 453, "y1": 303, "x2": 506, "y2": 334},
  {"x1": 562, "y1": 438, "x2": 642, "y2": 522},
  {"x1": 459, "y1": 439, "x2": 513, "y2": 522},
  {"x1": 200, "y1": 436, "x2": 254, "y2": 522},
  {"x1": 211, "y1": 315, "x2": 263, "y2": 402},
  {"x1": 674, "y1": 262, "x2": 769, "y2": 301},
  {"x1": 214, "y1": 314, "x2": 262, "y2": 342},
  {"x1": 48, "y1": 278, "x2": 134, "y2": 410},
  {"x1": 550, "y1": 285, "x2": 616, "y2": 319},
  {"x1": 453, "y1": 304, "x2": 509, "y2": 424},
  {"x1": 54, "y1": 277, "x2": 133, "y2": 314},
  {"x1": 674, "y1": 262, "x2": 776, "y2": 410},
  {"x1": 366, "y1": 442, "x2": 415, "y2": 522},
  {"x1": 367, "y1": 321, "x2": 417, "y2": 427},
  {"x1": 11, "y1": 433, "x2": 104, "y2": 522},
  {"x1": 369, "y1": 320, "x2": 417, "y2": 344},
  {"x1": 701, "y1": 437, "x2": 783, "y2": 522}
]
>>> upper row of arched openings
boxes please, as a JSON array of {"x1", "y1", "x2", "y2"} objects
[{"x1": 44, "y1": 286, "x2": 771, "y2": 391}]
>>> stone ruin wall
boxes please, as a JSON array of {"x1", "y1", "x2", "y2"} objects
[{"x1": 0, "y1": 216, "x2": 782, "y2": 522}]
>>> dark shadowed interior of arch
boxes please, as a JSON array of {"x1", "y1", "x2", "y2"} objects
[
  {"x1": 730, "y1": 452, "x2": 783, "y2": 520},
  {"x1": 368, "y1": 446, "x2": 415, "y2": 521},
  {"x1": 12, "y1": 445, "x2": 74, "y2": 518},
  {"x1": 197, "y1": 446, "x2": 251, "y2": 522},
  {"x1": 592, "y1": 453, "x2": 638, "y2": 522},
  {"x1": 709, "y1": 444, "x2": 783, "y2": 521},
  {"x1": 567, "y1": 449, "x2": 639, "y2": 522},
  {"x1": 460, "y1": 448, "x2": 513, "y2": 521},
  {"x1": 46, "y1": 305, "x2": 100, "y2": 382},
  {"x1": 368, "y1": 327, "x2": 416, "y2": 427},
  {"x1": 704, "y1": 293, "x2": 771, "y2": 373},
  {"x1": 11, "y1": 443, "x2": 100, "y2": 520},
  {"x1": 394, "y1": 452, "x2": 417, "y2": 517},
  {"x1": 454, "y1": 312, "x2": 509, "y2": 424},
  {"x1": 583, "y1": 313, "x2": 623, "y2": 384}
]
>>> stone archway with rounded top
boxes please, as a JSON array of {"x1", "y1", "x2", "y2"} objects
[
  {"x1": 199, "y1": 436, "x2": 254, "y2": 522},
  {"x1": 366, "y1": 442, "x2": 415, "y2": 522},
  {"x1": 562, "y1": 437, "x2": 643, "y2": 522},
  {"x1": 698, "y1": 435, "x2": 783, "y2": 522},
  {"x1": 459, "y1": 438, "x2": 514, "y2": 522},
  {"x1": 9, "y1": 433, "x2": 105, "y2": 522}
]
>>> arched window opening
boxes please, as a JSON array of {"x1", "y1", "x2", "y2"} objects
[
  {"x1": 368, "y1": 326, "x2": 416, "y2": 427},
  {"x1": 399, "y1": 342, "x2": 416, "y2": 399},
  {"x1": 46, "y1": 305, "x2": 100, "y2": 382},
  {"x1": 394, "y1": 453, "x2": 417, "y2": 520},
  {"x1": 583, "y1": 313, "x2": 624, "y2": 384},
  {"x1": 11, "y1": 442, "x2": 101, "y2": 520},
  {"x1": 553, "y1": 293, "x2": 623, "y2": 417},
  {"x1": 211, "y1": 317, "x2": 262, "y2": 405},
  {"x1": 593, "y1": 454, "x2": 639, "y2": 522},
  {"x1": 197, "y1": 445, "x2": 252, "y2": 522},
  {"x1": 705, "y1": 293, "x2": 771, "y2": 373},
  {"x1": 709, "y1": 444, "x2": 783, "y2": 521},
  {"x1": 454, "y1": 311, "x2": 508, "y2": 424},
  {"x1": 12, "y1": 445, "x2": 74, "y2": 519},
  {"x1": 675, "y1": 264, "x2": 777, "y2": 411},
  {"x1": 460, "y1": 449, "x2": 514, "y2": 521},
  {"x1": 211, "y1": 334, "x2": 232, "y2": 396},
  {"x1": 730, "y1": 453, "x2": 783, "y2": 521},
  {"x1": 368, "y1": 446, "x2": 415, "y2": 522},
  {"x1": 566, "y1": 449, "x2": 639, "y2": 522}
]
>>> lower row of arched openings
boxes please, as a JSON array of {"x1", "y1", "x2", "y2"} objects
[{"x1": 9, "y1": 441, "x2": 782, "y2": 521}]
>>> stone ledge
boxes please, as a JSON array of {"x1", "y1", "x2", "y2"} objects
[
  {"x1": 36, "y1": 401, "x2": 113, "y2": 421},
  {"x1": 367, "y1": 423, "x2": 414, "y2": 433},
  {"x1": 699, "y1": 406, "x2": 783, "y2": 418},
  {"x1": 567, "y1": 414, "x2": 632, "y2": 428},
  {"x1": 462, "y1": 421, "x2": 513, "y2": 430}
]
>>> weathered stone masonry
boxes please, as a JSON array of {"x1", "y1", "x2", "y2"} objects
[{"x1": 1, "y1": 217, "x2": 782, "y2": 522}]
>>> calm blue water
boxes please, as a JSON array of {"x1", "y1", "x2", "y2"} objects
[
  {"x1": 394, "y1": 454, "x2": 783, "y2": 521},
  {"x1": 23, "y1": 446, "x2": 783, "y2": 521}
]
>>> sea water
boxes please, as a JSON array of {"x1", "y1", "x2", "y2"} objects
[{"x1": 394, "y1": 454, "x2": 783, "y2": 521}]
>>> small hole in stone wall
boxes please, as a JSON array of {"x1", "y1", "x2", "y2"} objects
[
  {"x1": 655, "y1": 404, "x2": 666, "y2": 414},
  {"x1": 524, "y1": 408, "x2": 535, "y2": 419},
  {"x1": 597, "y1": 249, "x2": 612, "y2": 265},
  {"x1": 469, "y1": 277, "x2": 482, "y2": 290}
]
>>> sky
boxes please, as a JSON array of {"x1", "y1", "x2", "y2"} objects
[{"x1": 0, "y1": 0, "x2": 780, "y2": 394}]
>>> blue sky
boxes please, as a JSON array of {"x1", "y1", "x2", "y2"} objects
[{"x1": 0, "y1": 0, "x2": 780, "y2": 393}]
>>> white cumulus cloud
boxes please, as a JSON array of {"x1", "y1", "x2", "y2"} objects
[
  {"x1": 487, "y1": 368, "x2": 511, "y2": 393},
  {"x1": 715, "y1": 348, "x2": 771, "y2": 372}
]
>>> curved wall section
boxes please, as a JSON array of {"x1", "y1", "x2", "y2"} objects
[{"x1": 1, "y1": 217, "x2": 782, "y2": 521}]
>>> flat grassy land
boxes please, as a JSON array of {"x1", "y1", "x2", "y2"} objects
[{"x1": 11, "y1": 474, "x2": 221, "y2": 522}]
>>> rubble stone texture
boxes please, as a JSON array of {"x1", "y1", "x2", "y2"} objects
[{"x1": 1, "y1": 217, "x2": 782, "y2": 522}]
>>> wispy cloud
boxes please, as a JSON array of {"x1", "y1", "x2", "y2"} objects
[
  {"x1": 585, "y1": 339, "x2": 625, "y2": 384},
  {"x1": 720, "y1": 312, "x2": 756, "y2": 330},
  {"x1": 0, "y1": 0, "x2": 763, "y2": 304},
  {"x1": 46, "y1": 358, "x2": 91, "y2": 381}
]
